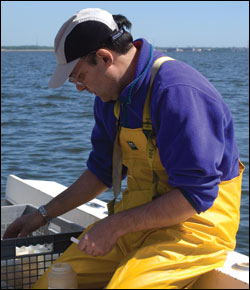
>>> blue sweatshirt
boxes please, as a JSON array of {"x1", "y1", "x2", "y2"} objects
[{"x1": 87, "y1": 38, "x2": 240, "y2": 213}]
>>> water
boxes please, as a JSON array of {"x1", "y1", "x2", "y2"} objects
[{"x1": 1, "y1": 48, "x2": 249, "y2": 256}]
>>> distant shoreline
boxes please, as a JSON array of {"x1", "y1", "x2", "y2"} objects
[{"x1": 1, "y1": 49, "x2": 54, "y2": 52}]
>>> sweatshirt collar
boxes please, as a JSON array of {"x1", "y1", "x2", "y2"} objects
[{"x1": 118, "y1": 39, "x2": 153, "y2": 104}]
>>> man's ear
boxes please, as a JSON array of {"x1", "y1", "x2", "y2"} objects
[{"x1": 96, "y1": 48, "x2": 114, "y2": 65}]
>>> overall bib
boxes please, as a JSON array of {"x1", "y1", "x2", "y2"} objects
[{"x1": 33, "y1": 57, "x2": 244, "y2": 289}]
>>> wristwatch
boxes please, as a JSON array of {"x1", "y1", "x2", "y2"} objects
[{"x1": 38, "y1": 205, "x2": 52, "y2": 224}]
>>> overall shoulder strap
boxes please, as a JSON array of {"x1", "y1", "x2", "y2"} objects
[
  {"x1": 142, "y1": 56, "x2": 175, "y2": 137},
  {"x1": 142, "y1": 56, "x2": 175, "y2": 197}
]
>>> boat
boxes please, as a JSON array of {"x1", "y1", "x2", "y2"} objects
[{"x1": 1, "y1": 174, "x2": 249, "y2": 289}]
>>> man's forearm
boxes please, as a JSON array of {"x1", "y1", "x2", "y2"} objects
[
  {"x1": 44, "y1": 169, "x2": 108, "y2": 218},
  {"x1": 112, "y1": 188, "x2": 197, "y2": 238},
  {"x1": 77, "y1": 188, "x2": 197, "y2": 256}
]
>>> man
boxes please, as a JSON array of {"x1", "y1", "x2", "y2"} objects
[{"x1": 3, "y1": 8, "x2": 244, "y2": 289}]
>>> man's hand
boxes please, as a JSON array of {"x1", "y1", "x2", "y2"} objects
[
  {"x1": 78, "y1": 216, "x2": 121, "y2": 256},
  {"x1": 2, "y1": 211, "x2": 46, "y2": 239}
]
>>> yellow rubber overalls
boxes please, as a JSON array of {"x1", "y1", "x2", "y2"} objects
[{"x1": 33, "y1": 57, "x2": 244, "y2": 289}]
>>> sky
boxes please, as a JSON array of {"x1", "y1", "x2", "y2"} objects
[{"x1": 1, "y1": 1, "x2": 249, "y2": 48}]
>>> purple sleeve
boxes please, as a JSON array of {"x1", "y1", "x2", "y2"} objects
[{"x1": 153, "y1": 85, "x2": 228, "y2": 213}]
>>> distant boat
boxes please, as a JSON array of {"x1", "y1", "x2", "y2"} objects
[
  {"x1": 176, "y1": 48, "x2": 184, "y2": 52},
  {"x1": 192, "y1": 48, "x2": 202, "y2": 52}
]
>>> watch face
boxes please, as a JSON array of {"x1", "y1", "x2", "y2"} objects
[
  {"x1": 38, "y1": 206, "x2": 52, "y2": 223},
  {"x1": 39, "y1": 206, "x2": 49, "y2": 220}
]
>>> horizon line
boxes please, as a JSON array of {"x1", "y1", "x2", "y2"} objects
[{"x1": 1, "y1": 45, "x2": 249, "y2": 49}]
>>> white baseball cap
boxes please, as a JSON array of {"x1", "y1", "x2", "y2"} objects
[{"x1": 49, "y1": 8, "x2": 124, "y2": 88}]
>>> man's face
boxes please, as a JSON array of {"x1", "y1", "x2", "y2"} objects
[{"x1": 69, "y1": 54, "x2": 121, "y2": 102}]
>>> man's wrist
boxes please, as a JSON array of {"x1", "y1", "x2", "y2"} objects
[{"x1": 110, "y1": 211, "x2": 130, "y2": 238}]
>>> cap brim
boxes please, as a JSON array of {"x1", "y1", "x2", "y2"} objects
[{"x1": 48, "y1": 58, "x2": 80, "y2": 88}]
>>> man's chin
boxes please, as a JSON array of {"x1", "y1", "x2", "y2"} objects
[{"x1": 98, "y1": 95, "x2": 118, "y2": 103}]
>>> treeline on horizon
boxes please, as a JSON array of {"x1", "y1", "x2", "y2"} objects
[{"x1": 1, "y1": 45, "x2": 53, "y2": 50}]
